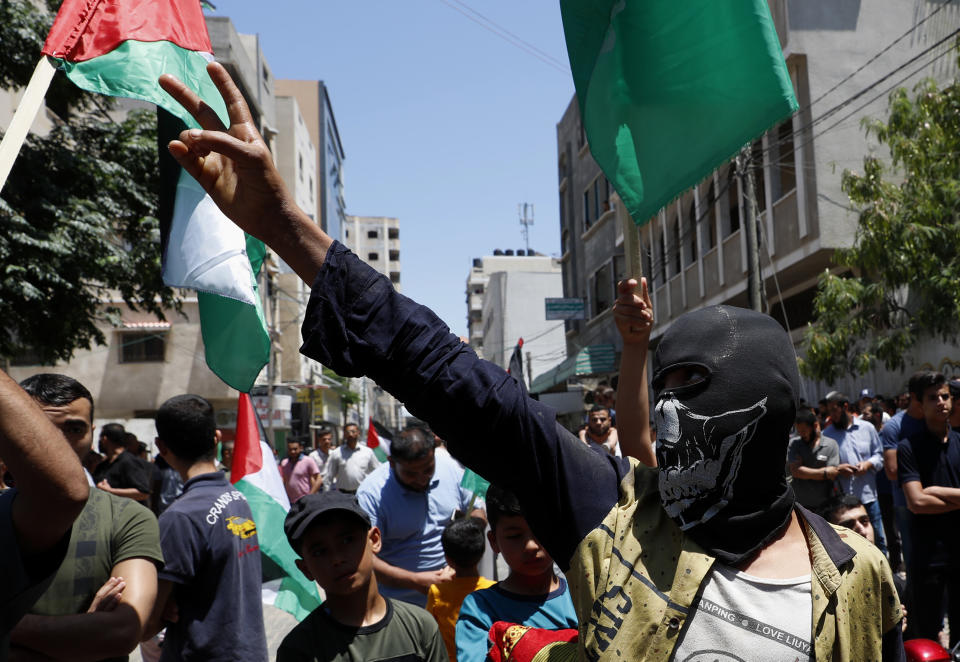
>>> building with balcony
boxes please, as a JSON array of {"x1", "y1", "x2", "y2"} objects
[
  {"x1": 546, "y1": 0, "x2": 960, "y2": 401},
  {"x1": 343, "y1": 216, "x2": 402, "y2": 291}
]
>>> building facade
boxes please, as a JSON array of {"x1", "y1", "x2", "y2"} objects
[
  {"x1": 464, "y1": 251, "x2": 566, "y2": 383},
  {"x1": 343, "y1": 215, "x2": 402, "y2": 291},
  {"x1": 274, "y1": 79, "x2": 347, "y2": 242},
  {"x1": 548, "y1": 0, "x2": 960, "y2": 401}
]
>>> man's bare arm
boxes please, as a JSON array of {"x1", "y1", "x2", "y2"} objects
[
  {"x1": 372, "y1": 556, "x2": 453, "y2": 595},
  {"x1": 0, "y1": 370, "x2": 87, "y2": 554},
  {"x1": 613, "y1": 278, "x2": 655, "y2": 466},
  {"x1": 882, "y1": 448, "x2": 898, "y2": 482},
  {"x1": 96, "y1": 481, "x2": 150, "y2": 501},
  {"x1": 902, "y1": 480, "x2": 960, "y2": 514},
  {"x1": 790, "y1": 464, "x2": 839, "y2": 481},
  {"x1": 142, "y1": 578, "x2": 176, "y2": 641},
  {"x1": 11, "y1": 558, "x2": 158, "y2": 661}
]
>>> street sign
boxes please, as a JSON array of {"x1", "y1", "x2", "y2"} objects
[{"x1": 545, "y1": 298, "x2": 586, "y2": 320}]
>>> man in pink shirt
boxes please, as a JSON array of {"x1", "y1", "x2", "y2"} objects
[{"x1": 280, "y1": 439, "x2": 322, "y2": 503}]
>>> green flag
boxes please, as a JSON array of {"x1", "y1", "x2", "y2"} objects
[
  {"x1": 461, "y1": 468, "x2": 490, "y2": 500},
  {"x1": 560, "y1": 0, "x2": 798, "y2": 225}
]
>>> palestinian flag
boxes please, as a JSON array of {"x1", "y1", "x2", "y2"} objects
[
  {"x1": 366, "y1": 418, "x2": 392, "y2": 463},
  {"x1": 232, "y1": 393, "x2": 321, "y2": 620},
  {"x1": 41, "y1": 0, "x2": 270, "y2": 392},
  {"x1": 559, "y1": 0, "x2": 798, "y2": 226}
]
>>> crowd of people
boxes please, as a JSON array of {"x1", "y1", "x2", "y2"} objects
[
  {"x1": 788, "y1": 375, "x2": 960, "y2": 648},
  {"x1": 2, "y1": 62, "x2": 942, "y2": 662}
]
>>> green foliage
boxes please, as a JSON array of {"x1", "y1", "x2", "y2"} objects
[
  {"x1": 0, "y1": 0, "x2": 179, "y2": 364},
  {"x1": 322, "y1": 367, "x2": 361, "y2": 407},
  {"x1": 801, "y1": 66, "x2": 960, "y2": 383}
]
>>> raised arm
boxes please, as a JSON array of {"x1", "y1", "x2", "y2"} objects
[
  {"x1": 158, "y1": 64, "x2": 631, "y2": 570},
  {"x1": 613, "y1": 278, "x2": 655, "y2": 466},
  {"x1": 158, "y1": 62, "x2": 331, "y2": 284},
  {"x1": 0, "y1": 370, "x2": 88, "y2": 555}
]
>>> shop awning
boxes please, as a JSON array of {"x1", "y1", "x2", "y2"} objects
[{"x1": 529, "y1": 344, "x2": 617, "y2": 394}]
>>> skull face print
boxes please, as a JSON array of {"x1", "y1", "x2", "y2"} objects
[{"x1": 655, "y1": 395, "x2": 767, "y2": 529}]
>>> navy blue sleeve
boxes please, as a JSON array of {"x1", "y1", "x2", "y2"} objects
[
  {"x1": 299, "y1": 242, "x2": 631, "y2": 568},
  {"x1": 896, "y1": 440, "x2": 921, "y2": 486},
  {"x1": 881, "y1": 618, "x2": 905, "y2": 662}
]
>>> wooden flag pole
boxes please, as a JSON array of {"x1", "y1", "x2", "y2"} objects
[
  {"x1": 617, "y1": 193, "x2": 645, "y2": 288},
  {"x1": 0, "y1": 57, "x2": 57, "y2": 195}
]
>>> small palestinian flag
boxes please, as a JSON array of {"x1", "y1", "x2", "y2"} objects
[{"x1": 366, "y1": 418, "x2": 393, "y2": 463}]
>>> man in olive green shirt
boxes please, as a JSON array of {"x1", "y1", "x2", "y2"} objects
[{"x1": 10, "y1": 374, "x2": 163, "y2": 662}]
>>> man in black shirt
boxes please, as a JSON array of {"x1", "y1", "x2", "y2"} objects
[
  {"x1": 94, "y1": 423, "x2": 151, "y2": 501},
  {"x1": 898, "y1": 371, "x2": 960, "y2": 645}
]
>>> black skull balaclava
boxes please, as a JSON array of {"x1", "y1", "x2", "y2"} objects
[{"x1": 651, "y1": 305, "x2": 798, "y2": 565}]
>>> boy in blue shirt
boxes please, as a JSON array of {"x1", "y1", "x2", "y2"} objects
[{"x1": 455, "y1": 485, "x2": 578, "y2": 662}]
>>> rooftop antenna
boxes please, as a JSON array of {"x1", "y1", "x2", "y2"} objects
[{"x1": 518, "y1": 203, "x2": 534, "y2": 254}]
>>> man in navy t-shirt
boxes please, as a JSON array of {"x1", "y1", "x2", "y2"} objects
[
  {"x1": 143, "y1": 395, "x2": 267, "y2": 661},
  {"x1": 897, "y1": 371, "x2": 960, "y2": 646}
]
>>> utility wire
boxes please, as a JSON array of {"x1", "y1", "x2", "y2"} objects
[{"x1": 437, "y1": 0, "x2": 569, "y2": 74}]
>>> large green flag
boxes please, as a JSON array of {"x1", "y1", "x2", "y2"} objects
[{"x1": 560, "y1": 0, "x2": 798, "y2": 225}]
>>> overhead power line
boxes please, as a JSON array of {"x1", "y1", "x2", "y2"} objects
[{"x1": 437, "y1": 0, "x2": 570, "y2": 74}]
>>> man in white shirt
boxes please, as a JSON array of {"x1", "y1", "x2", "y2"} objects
[
  {"x1": 324, "y1": 423, "x2": 380, "y2": 493},
  {"x1": 308, "y1": 429, "x2": 333, "y2": 490}
]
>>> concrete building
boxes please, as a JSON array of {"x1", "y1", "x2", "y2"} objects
[
  {"x1": 273, "y1": 79, "x2": 346, "y2": 242},
  {"x1": 544, "y1": 0, "x2": 960, "y2": 402},
  {"x1": 343, "y1": 215, "x2": 402, "y2": 291},
  {"x1": 464, "y1": 252, "x2": 566, "y2": 382}
]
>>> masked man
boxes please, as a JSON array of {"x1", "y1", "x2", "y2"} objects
[{"x1": 157, "y1": 63, "x2": 903, "y2": 661}]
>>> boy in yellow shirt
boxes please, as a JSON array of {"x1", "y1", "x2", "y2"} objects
[{"x1": 426, "y1": 517, "x2": 494, "y2": 661}]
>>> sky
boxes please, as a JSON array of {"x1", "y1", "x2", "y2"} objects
[{"x1": 216, "y1": 1, "x2": 576, "y2": 336}]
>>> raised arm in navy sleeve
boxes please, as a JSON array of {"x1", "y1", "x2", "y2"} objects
[{"x1": 299, "y1": 242, "x2": 632, "y2": 568}]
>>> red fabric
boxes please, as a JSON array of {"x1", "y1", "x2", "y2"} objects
[
  {"x1": 43, "y1": 0, "x2": 213, "y2": 61},
  {"x1": 366, "y1": 416, "x2": 379, "y2": 449},
  {"x1": 232, "y1": 393, "x2": 263, "y2": 483},
  {"x1": 486, "y1": 622, "x2": 578, "y2": 662}
]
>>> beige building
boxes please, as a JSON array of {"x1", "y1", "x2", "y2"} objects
[
  {"x1": 547, "y1": 0, "x2": 960, "y2": 401},
  {"x1": 343, "y1": 215, "x2": 402, "y2": 291}
]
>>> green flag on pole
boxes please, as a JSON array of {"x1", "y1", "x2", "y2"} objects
[{"x1": 559, "y1": 0, "x2": 799, "y2": 226}]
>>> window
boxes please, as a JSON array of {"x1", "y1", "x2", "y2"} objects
[
  {"x1": 388, "y1": 228, "x2": 399, "y2": 239},
  {"x1": 726, "y1": 167, "x2": 741, "y2": 237},
  {"x1": 591, "y1": 262, "x2": 613, "y2": 317},
  {"x1": 685, "y1": 199, "x2": 698, "y2": 267},
  {"x1": 368, "y1": 252, "x2": 379, "y2": 261},
  {"x1": 583, "y1": 189, "x2": 592, "y2": 229},
  {"x1": 367, "y1": 230, "x2": 378, "y2": 239},
  {"x1": 657, "y1": 226, "x2": 667, "y2": 284},
  {"x1": 751, "y1": 140, "x2": 767, "y2": 215},
  {"x1": 389, "y1": 250, "x2": 400, "y2": 262},
  {"x1": 703, "y1": 181, "x2": 718, "y2": 253},
  {"x1": 577, "y1": 121, "x2": 586, "y2": 150},
  {"x1": 120, "y1": 332, "x2": 166, "y2": 363},
  {"x1": 345, "y1": 229, "x2": 350, "y2": 238},
  {"x1": 773, "y1": 120, "x2": 796, "y2": 200},
  {"x1": 390, "y1": 272, "x2": 401, "y2": 284},
  {"x1": 671, "y1": 219, "x2": 681, "y2": 277}
]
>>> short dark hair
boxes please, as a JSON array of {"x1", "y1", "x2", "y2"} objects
[
  {"x1": 343, "y1": 423, "x2": 359, "y2": 431},
  {"x1": 589, "y1": 405, "x2": 609, "y2": 415},
  {"x1": 100, "y1": 422, "x2": 127, "y2": 446},
  {"x1": 155, "y1": 394, "x2": 217, "y2": 462},
  {"x1": 391, "y1": 427, "x2": 434, "y2": 462},
  {"x1": 795, "y1": 409, "x2": 817, "y2": 427},
  {"x1": 908, "y1": 371, "x2": 946, "y2": 401},
  {"x1": 485, "y1": 483, "x2": 523, "y2": 530},
  {"x1": 821, "y1": 494, "x2": 864, "y2": 524},
  {"x1": 441, "y1": 517, "x2": 486, "y2": 569},
  {"x1": 19, "y1": 373, "x2": 95, "y2": 421}
]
